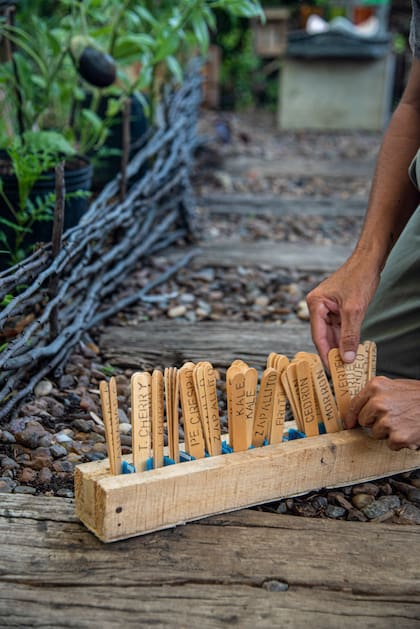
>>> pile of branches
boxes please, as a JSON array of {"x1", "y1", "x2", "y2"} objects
[{"x1": 0, "y1": 68, "x2": 202, "y2": 422}]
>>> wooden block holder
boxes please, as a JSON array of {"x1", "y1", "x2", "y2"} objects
[{"x1": 75, "y1": 429, "x2": 420, "y2": 543}]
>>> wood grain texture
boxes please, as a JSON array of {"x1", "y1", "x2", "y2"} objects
[
  {"x1": 164, "y1": 241, "x2": 353, "y2": 272},
  {"x1": 100, "y1": 321, "x2": 314, "y2": 371},
  {"x1": 0, "y1": 495, "x2": 419, "y2": 628},
  {"x1": 199, "y1": 193, "x2": 367, "y2": 217}
]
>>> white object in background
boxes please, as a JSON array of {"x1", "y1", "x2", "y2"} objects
[
  {"x1": 355, "y1": 16, "x2": 380, "y2": 38},
  {"x1": 306, "y1": 14, "x2": 329, "y2": 34}
]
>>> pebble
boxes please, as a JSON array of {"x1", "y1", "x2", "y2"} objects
[
  {"x1": 311, "y1": 495, "x2": 328, "y2": 511},
  {"x1": 19, "y1": 468, "x2": 37, "y2": 483},
  {"x1": 325, "y1": 504, "x2": 346, "y2": 519},
  {"x1": 352, "y1": 483, "x2": 380, "y2": 497},
  {"x1": 14, "y1": 420, "x2": 49, "y2": 449},
  {"x1": 50, "y1": 444, "x2": 68, "y2": 459},
  {"x1": 351, "y1": 493, "x2": 374, "y2": 510},
  {"x1": 362, "y1": 495, "x2": 401, "y2": 519},
  {"x1": 59, "y1": 374, "x2": 76, "y2": 389},
  {"x1": 34, "y1": 379, "x2": 53, "y2": 397},
  {"x1": 0, "y1": 477, "x2": 17, "y2": 493},
  {"x1": 72, "y1": 419, "x2": 94, "y2": 433},
  {"x1": 56, "y1": 488, "x2": 74, "y2": 498},
  {"x1": 407, "y1": 488, "x2": 420, "y2": 507},
  {"x1": 119, "y1": 422, "x2": 132, "y2": 435},
  {"x1": 1, "y1": 430, "x2": 15, "y2": 443},
  {"x1": 38, "y1": 467, "x2": 53, "y2": 484},
  {"x1": 168, "y1": 305, "x2": 187, "y2": 318},
  {"x1": 396, "y1": 502, "x2": 420, "y2": 525},
  {"x1": 55, "y1": 432, "x2": 73, "y2": 444},
  {"x1": 0, "y1": 456, "x2": 19, "y2": 471},
  {"x1": 118, "y1": 409, "x2": 130, "y2": 424},
  {"x1": 254, "y1": 295, "x2": 270, "y2": 307},
  {"x1": 296, "y1": 300, "x2": 310, "y2": 321},
  {"x1": 14, "y1": 485, "x2": 37, "y2": 495}
]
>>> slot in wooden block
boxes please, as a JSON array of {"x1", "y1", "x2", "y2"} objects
[{"x1": 75, "y1": 429, "x2": 420, "y2": 543}]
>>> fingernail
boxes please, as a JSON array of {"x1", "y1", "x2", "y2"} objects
[{"x1": 343, "y1": 351, "x2": 355, "y2": 363}]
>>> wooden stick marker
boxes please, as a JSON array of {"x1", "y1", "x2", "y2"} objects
[
  {"x1": 343, "y1": 343, "x2": 368, "y2": 398},
  {"x1": 131, "y1": 371, "x2": 152, "y2": 472},
  {"x1": 310, "y1": 358, "x2": 340, "y2": 433},
  {"x1": 252, "y1": 367, "x2": 278, "y2": 447},
  {"x1": 296, "y1": 359, "x2": 319, "y2": 437},
  {"x1": 268, "y1": 354, "x2": 288, "y2": 444},
  {"x1": 99, "y1": 342, "x2": 378, "y2": 477},
  {"x1": 328, "y1": 348, "x2": 351, "y2": 422},
  {"x1": 203, "y1": 362, "x2": 222, "y2": 455},
  {"x1": 99, "y1": 378, "x2": 122, "y2": 475},
  {"x1": 152, "y1": 369, "x2": 164, "y2": 469},
  {"x1": 193, "y1": 362, "x2": 213, "y2": 454},
  {"x1": 179, "y1": 363, "x2": 206, "y2": 459}
]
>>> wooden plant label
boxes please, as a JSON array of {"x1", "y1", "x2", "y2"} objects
[
  {"x1": 365, "y1": 340, "x2": 377, "y2": 381},
  {"x1": 310, "y1": 359, "x2": 340, "y2": 433},
  {"x1": 231, "y1": 371, "x2": 247, "y2": 451},
  {"x1": 226, "y1": 361, "x2": 248, "y2": 448},
  {"x1": 179, "y1": 364, "x2": 205, "y2": 459},
  {"x1": 193, "y1": 362, "x2": 213, "y2": 454},
  {"x1": 252, "y1": 367, "x2": 278, "y2": 447},
  {"x1": 266, "y1": 353, "x2": 277, "y2": 369},
  {"x1": 296, "y1": 360, "x2": 319, "y2": 437},
  {"x1": 131, "y1": 372, "x2": 152, "y2": 471},
  {"x1": 244, "y1": 367, "x2": 258, "y2": 447},
  {"x1": 203, "y1": 363, "x2": 222, "y2": 455},
  {"x1": 99, "y1": 378, "x2": 122, "y2": 475},
  {"x1": 344, "y1": 343, "x2": 368, "y2": 398},
  {"x1": 282, "y1": 363, "x2": 303, "y2": 431},
  {"x1": 269, "y1": 356, "x2": 288, "y2": 444},
  {"x1": 172, "y1": 368, "x2": 180, "y2": 463},
  {"x1": 164, "y1": 368, "x2": 172, "y2": 459},
  {"x1": 152, "y1": 370, "x2": 164, "y2": 468},
  {"x1": 328, "y1": 348, "x2": 351, "y2": 419}
]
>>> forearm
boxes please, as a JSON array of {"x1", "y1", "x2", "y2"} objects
[{"x1": 351, "y1": 62, "x2": 420, "y2": 273}]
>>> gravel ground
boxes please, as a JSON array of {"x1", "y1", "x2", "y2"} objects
[{"x1": 1, "y1": 111, "x2": 419, "y2": 525}]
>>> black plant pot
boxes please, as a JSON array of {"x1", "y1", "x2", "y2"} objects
[
  {"x1": 0, "y1": 156, "x2": 92, "y2": 266},
  {"x1": 91, "y1": 92, "x2": 148, "y2": 191}
]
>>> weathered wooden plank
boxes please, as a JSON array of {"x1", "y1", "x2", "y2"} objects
[
  {"x1": 74, "y1": 429, "x2": 420, "y2": 542},
  {"x1": 99, "y1": 321, "x2": 314, "y2": 371},
  {"x1": 163, "y1": 241, "x2": 352, "y2": 272},
  {"x1": 0, "y1": 495, "x2": 419, "y2": 628},
  {"x1": 199, "y1": 194, "x2": 367, "y2": 217},
  {"x1": 191, "y1": 240, "x2": 352, "y2": 272},
  {"x1": 221, "y1": 154, "x2": 375, "y2": 179},
  {"x1": 0, "y1": 582, "x2": 419, "y2": 629},
  {"x1": 1, "y1": 495, "x2": 419, "y2": 592}
]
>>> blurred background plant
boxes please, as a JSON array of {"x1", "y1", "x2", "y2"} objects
[{"x1": 0, "y1": 0, "x2": 264, "y2": 267}]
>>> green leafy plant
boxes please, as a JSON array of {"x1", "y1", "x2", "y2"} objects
[{"x1": 0, "y1": 0, "x2": 264, "y2": 266}]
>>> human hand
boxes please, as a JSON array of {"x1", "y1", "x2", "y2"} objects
[
  {"x1": 344, "y1": 376, "x2": 420, "y2": 450},
  {"x1": 306, "y1": 259, "x2": 380, "y2": 368}
]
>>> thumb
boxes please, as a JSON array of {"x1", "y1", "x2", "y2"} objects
[{"x1": 339, "y1": 307, "x2": 362, "y2": 364}]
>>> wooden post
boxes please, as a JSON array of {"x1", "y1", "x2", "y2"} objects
[{"x1": 48, "y1": 161, "x2": 65, "y2": 340}]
